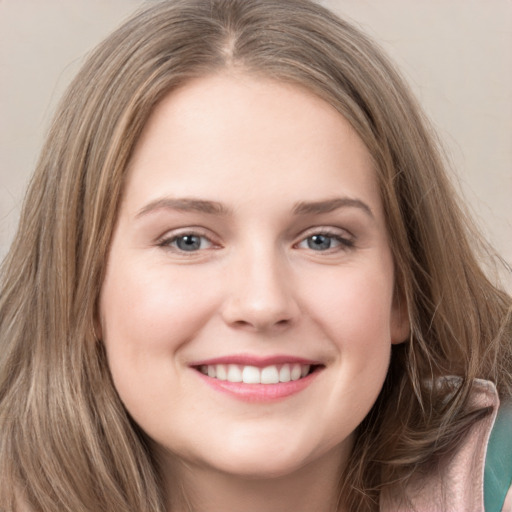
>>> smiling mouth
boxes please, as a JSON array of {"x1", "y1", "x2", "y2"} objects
[{"x1": 194, "y1": 363, "x2": 321, "y2": 384}]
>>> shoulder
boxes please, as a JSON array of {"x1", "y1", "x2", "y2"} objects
[
  {"x1": 381, "y1": 378, "x2": 503, "y2": 511},
  {"x1": 502, "y1": 488, "x2": 512, "y2": 512},
  {"x1": 485, "y1": 397, "x2": 512, "y2": 512}
]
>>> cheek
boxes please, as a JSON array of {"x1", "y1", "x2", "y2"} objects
[
  {"x1": 303, "y1": 264, "x2": 396, "y2": 351},
  {"x1": 98, "y1": 259, "x2": 223, "y2": 401},
  {"x1": 297, "y1": 264, "x2": 395, "y2": 441},
  {"x1": 98, "y1": 259, "x2": 221, "y2": 422}
]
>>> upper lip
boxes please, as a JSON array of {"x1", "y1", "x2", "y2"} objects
[{"x1": 189, "y1": 354, "x2": 323, "y2": 368}]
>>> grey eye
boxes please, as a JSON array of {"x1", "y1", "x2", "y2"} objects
[
  {"x1": 159, "y1": 231, "x2": 215, "y2": 253},
  {"x1": 174, "y1": 235, "x2": 204, "y2": 251},
  {"x1": 306, "y1": 234, "x2": 334, "y2": 251}
]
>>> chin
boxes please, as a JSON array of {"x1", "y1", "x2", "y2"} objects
[
  {"x1": 191, "y1": 437, "x2": 337, "y2": 480},
  {"x1": 206, "y1": 455, "x2": 310, "y2": 480}
]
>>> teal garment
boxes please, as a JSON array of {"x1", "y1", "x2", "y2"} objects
[{"x1": 484, "y1": 401, "x2": 512, "y2": 512}]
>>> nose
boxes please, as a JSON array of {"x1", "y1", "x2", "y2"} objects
[{"x1": 220, "y1": 247, "x2": 300, "y2": 333}]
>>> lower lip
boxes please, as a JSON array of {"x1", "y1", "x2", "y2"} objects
[{"x1": 193, "y1": 369, "x2": 321, "y2": 402}]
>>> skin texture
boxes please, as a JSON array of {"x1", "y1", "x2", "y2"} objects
[{"x1": 99, "y1": 72, "x2": 409, "y2": 512}]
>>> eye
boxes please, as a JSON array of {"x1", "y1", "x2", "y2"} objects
[
  {"x1": 296, "y1": 230, "x2": 354, "y2": 252},
  {"x1": 307, "y1": 234, "x2": 336, "y2": 251},
  {"x1": 159, "y1": 232, "x2": 214, "y2": 252}
]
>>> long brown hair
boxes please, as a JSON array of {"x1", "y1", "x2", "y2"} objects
[{"x1": 1, "y1": 1, "x2": 511, "y2": 510}]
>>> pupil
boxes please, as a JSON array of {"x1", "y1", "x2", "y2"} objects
[
  {"x1": 177, "y1": 235, "x2": 201, "y2": 251},
  {"x1": 308, "y1": 235, "x2": 331, "y2": 250}
]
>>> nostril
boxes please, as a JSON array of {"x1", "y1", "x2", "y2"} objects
[
  {"x1": 227, "y1": 317, "x2": 293, "y2": 333},
  {"x1": 232, "y1": 318, "x2": 286, "y2": 328},
  {"x1": 232, "y1": 319, "x2": 252, "y2": 328},
  {"x1": 220, "y1": 288, "x2": 300, "y2": 331}
]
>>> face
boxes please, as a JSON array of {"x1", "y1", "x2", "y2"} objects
[{"x1": 99, "y1": 73, "x2": 409, "y2": 480}]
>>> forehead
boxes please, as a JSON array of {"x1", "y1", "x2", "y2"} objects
[{"x1": 122, "y1": 72, "x2": 383, "y2": 221}]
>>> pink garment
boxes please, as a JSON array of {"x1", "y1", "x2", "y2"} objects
[{"x1": 380, "y1": 379, "x2": 511, "y2": 512}]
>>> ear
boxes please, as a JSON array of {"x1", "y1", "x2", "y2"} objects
[{"x1": 390, "y1": 290, "x2": 410, "y2": 345}]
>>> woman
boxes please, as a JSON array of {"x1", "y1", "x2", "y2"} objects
[{"x1": 0, "y1": 0, "x2": 511, "y2": 510}]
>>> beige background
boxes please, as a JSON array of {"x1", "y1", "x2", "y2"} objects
[{"x1": 1, "y1": 0, "x2": 511, "y2": 289}]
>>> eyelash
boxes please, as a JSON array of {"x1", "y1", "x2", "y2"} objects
[
  {"x1": 295, "y1": 228, "x2": 355, "y2": 253},
  {"x1": 157, "y1": 228, "x2": 217, "y2": 254},
  {"x1": 157, "y1": 227, "x2": 355, "y2": 254}
]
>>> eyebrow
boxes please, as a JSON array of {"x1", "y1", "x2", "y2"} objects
[
  {"x1": 136, "y1": 198, "x2": 231, "y2": 218},
  {"x1": 292, "y1": 197, "x2": 374, "y2": 218},
  {"x1": 135, "y1": 196, "x2": 373, "y2": 219}
]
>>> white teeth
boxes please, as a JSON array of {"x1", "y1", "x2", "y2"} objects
[
  {"x1": 279, "y1": 364, "x2": 291, "y2": 382},
  {"x1": 216, "y1": 364, "x2": 227, "y2": 380},
  {"x1": 261, "y1": 366, "x2": 279, "y2": 384},
  {"x1": 291, "y1": 364, "x2": 302, "y2": 381},
  {"x1": 227, "y1": 364, "x2": 242, "y2": 382},
  {"x1": 242, "y1": 365, "x2": 261, "y2": 384},
  {"x1": 199, "y1": 363, "x2": 313, "y2": 383}
]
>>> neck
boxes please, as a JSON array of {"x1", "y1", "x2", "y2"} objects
[{"x1": 160, "y1": 449, "x2": 349, "y2": 512}]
